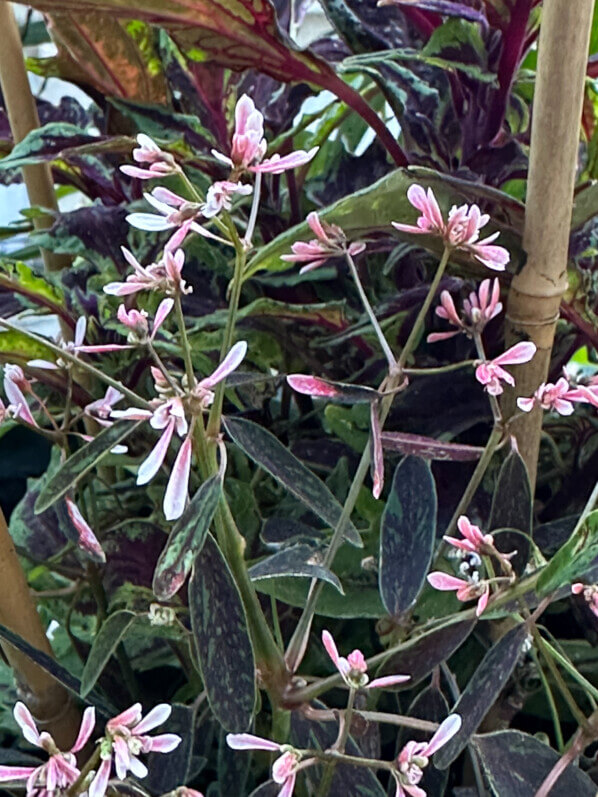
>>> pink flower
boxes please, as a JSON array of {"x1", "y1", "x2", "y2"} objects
[
  {"x1": 120, "y1": 134, "x2": 179, "y2": 181},
  {"x1": 117, "y1": 298, "x2": 173, "y2": 342},
  {"x1": 65, "y1": 497, "x2": 105, "y2": 563},
  {"x1": 84, "y1": 386, "x2": 124, "y2": 426},
  {"x1": 226, "y1": 734, "x2": 301, "y2": 797},
  {"x1": 565, "y1": 383, "x2": 598, "y2": 408},
  {"x1": 212, "y1": 94, "x2": 317, "y2": 176},
  {"x1": 281, "y1": 212, "x2": 366, "y2": 273},
  {"x1": 0, "y1": 701, "x2": 95, "y2": 795},
  {"x1": 104, "y1": 247, "x2": 192, "y2": 298},
  {"x1": 189, "y1": 340, "x2": 248, "y2": 411},
  {"x1": 322, "y1": 630, "x2": 409, "y2": 690},
  {"x1": 392, "y1": 185, "x2": 509, "y2": 271},
  {"x1": 517, "y1": 377, "x2": 577, "y2": 416},
  {"x1": 28, "y1": 316, "x2": 131, "y2": 371},
  {"x1": 427, "y1": 571, "x2": 490, "y2": 616},
  {"x1": 428, "y1": 279, "x2": 502, "y2": 343},
  {"x1": 443, "y1": 515, "x2": 494, "y2": 556},
  {"x1": 203, "y1": 180, "x2": 252, "y2": 218},
  {"x1": 393, "y1": 715, "x2": 461, "y2": 797},
  {"x1": 474, "y1": 341, "x2": 536, "y2": 395},
  {"x1": 3, "y1": 364, "x2": 37, "y2": 426},
  {"x1": 572, "y1": 583, "x2": 598, "y2": 618},
  {"x1": 89, "y1": 703, "x2": 181, "y2": 797}
]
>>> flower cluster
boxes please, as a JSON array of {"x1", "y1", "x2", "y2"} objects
[
  {"x1": 281, "y1": 211, "x2": 366, "y2": 273},
  {"x1": 428, "y1": 278, "x2": 502, "y2": 342},
  {"x1": 474, "y1": 341, "x2": 537, "y2": 396},
  {"x1": 322, "y1": 630, "x2": 409, "y2": 690},
  {"x1": 393, "y1": 715, "x2": 462, "y2": 797}
]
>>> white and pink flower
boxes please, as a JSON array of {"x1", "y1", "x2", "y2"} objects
[
  {"x1": 428, "y1": 279, "x2": 502, "y2": 343},
  {"x1": 89, "y1": 703, "x2": 181, "y2": 797},
  {"x1": 226, "y1": 734, "x2": 303, "y2": 797},
  {"x1": 443, "y1": 515, "x2": 494, "y2": 556},
  {"x1": 104, "y1": 248, "x2": 191, "y2": 298},
  {"x1": 3, "y1": 364, "x2": 37, "y2": 426},
  {"x1": 517, "y1": 377, "x2": 579, "y2": 416},
  {"x1": 0, "y1": 701, "x2": 95, "y2": 795},
  {"x1": 393, "y1": 185, "x2": 509, "y2": 271},
  {"x1": 117, "y1": 297, "x2": 173, "y2": 343},
  {"x1": 427, "y1": 571, "x2": 490, "y2": 617},
  {"x1": 572, "y1": 582, "x2": 598, "y2": 618},
  {"x1": 120, "y1": 134, "x2": 179, "y2": 181},
  {"x1": 393, "y1": 715, "x2": 462, "y2": 797},
  {"x1": 322, "y1": 630, "x2": 409, "y2": 690},
  {"x1": 475, "y1": 341, "x2": 536, "y2": 395},
  {"x1": 281, "y1": 212, "x2": 366, "y2": 273},
  {"x1": 203, "y1": 180, "x2": 253, "y2": 218}
]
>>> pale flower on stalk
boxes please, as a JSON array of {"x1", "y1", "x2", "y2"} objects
[
  {"x1": 212, "y1": 94, "x2": 318, "y2": 177},
  {"x1": 427, "y1": 570, "x2": 491, "y2": 616},
  {"x1": 84, "y1": 386, "x2": 124, "y2": 427},
  {"x1": 443, "y1": 515, "x2": 494, "y2": 556},
  {"x1": 203, "y1": 180, "x2": 253, "y2": 218},
  {"x1": 89, "y1": 703, "x2": 181, "y2": 797},
  {"x1": 322, "y1": 630, "x2": 410, "y2": 690},
  {"x1": 226, "y1": 734, "x2": 305, "y2": 797},
  {"x1": 428, "y1": 278, "x2": 502, "y2": 343},
  {"x1": 0, "y1": 701, "x2": 95, "y2": 796},
  {"x1": 3, "y1": 364, "x2": 37, "y2": 426},
  {"x1": 393, "y1": 715, "x2": 462, "y2": 797},
  {"x1": 104, "y1": 247, "x2": 191, "y2": 299},
  {"x1": 281, "y1": 211, "x2": 366, "y2": 273},
  {"x1": 517, "y1": 377, "x2": 578, "y2": 416},
  {"x1": 120, "y1": 134, "x2": 180, "y2": 181},
  {"x1": 474, "y1": 341, "x2": 537, "y2": 396},
  {"x1": 392, "y1": 185, "x2": 509, "y2": 271},
  {"x1": 117, "y1": 297, "x2": 174, "y2": 343}
]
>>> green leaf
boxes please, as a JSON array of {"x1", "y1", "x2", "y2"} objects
[
  {"x1": 223, "y1": 417, "x2": 362, "y2": 547},
  {"x1": 189, "y1": 535, "x2": 256, "y2": 732},
  {"x1": 379, "y1": 456, "x2": 437, "y2": 617},
  {"x1": 0, "y1": 123, "x2": 99, "y2": 170},
  {"x1": 0, "y1": 329, "x2": 55, "y2": 361},
  {"x1": 35, "y1": 421, "x2": 143, "y2": 514},
  {"x1": 153, "y1": 473, "x2": 222, "y2": 600},
  {"x1": 434, "y1": 625, "x2": 529, "y2": 768},
  {"x1": 80, "y1": 610, "x2": 137, "y2": 697},
  {"x1": 248, "y1": 544, "x2": 343, "y2": 593},
  {"x1": 537, "y1": 510, "x2": 598, "y2": 596}
]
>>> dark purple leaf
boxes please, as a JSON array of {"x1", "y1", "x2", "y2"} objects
[
  {"x1": 379, "y1": 456, "x2": 437, "y2": 617},
  {"x1": 189, "y1": 535, "x2": 256, "y2": 732},
  {"x1": 153, "y1": 473, "x2": 222, "y2": 600},
  {"x1": 223, "y1": 417, "x2": 362, "y2": 547},
  {"x1": 474, "y1": 730, "x2": 597, "y2": 797},
  {"x1": 261, "y1": 517, "x2": 325, "y2": 545},
  {"x1": 248, "y1": 544, "x2": 343, "y2": 593},
  {"x1": 380, "y1": 432, "x2": 484, "y2": 461},
  {"x1": 378, "y1": 618, "x2": 475, "y2": 686},
  {"x1": 102, "y1": 522, "x2": 167, "y2": 596},
  {"x1": 395, "y1": 1, "x2": 488, "y2": 26},
  {"x1": 489, "y1": 450, "x2": 532, "y2": 568},
  {"x1": 434, "y1": 624, "x2": 529, "y2": 768}
]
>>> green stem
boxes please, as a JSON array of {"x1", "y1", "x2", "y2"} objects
[
  {"x1": 345, "y1": 251, "x2": 397, "y2": 371},
  {"x1": 541, "y1": 637, "x2": 598, "y2": 705},
  {"x1": 530, "y1": 646, "x2": 564, "y2": 752},
  {"x1": 403, "y1": 360, "x2": 475, "y2": 376}
]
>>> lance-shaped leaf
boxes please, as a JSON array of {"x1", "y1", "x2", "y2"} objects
[
  {"x1": 80, "y1": 610, "x2": 137, "y2": 697},
  {"x1": 153, "y1": 473, "x2": 222, "y2": 600},
  {"x1": 248, "y1": 544, "x2": 343, "y2": 593},
  {"x1": 434, "y1": 624, "x2": 528, "y2": 768},
  {"x1": 223, "y1": 417, "x2": 362, "y2": 547},
  {"x1": 537, "y1": 510, "x2": 598, "y2": 596},
  {"x1": 489, "y1": 450, "x2": 532, "y2": 567},
  {"x1": 35, "y1": 421, "x2": 143, "y2": 514},
  {"x1": 474, "y1": 730, "x2": 598, "y2": 797},
  {"x1": 189, "y1": 535, "x2": 256, "y2": 732},
  {"x1": 379, "y1": 456, "x2": 437, "y2": 617},
  {"x1": 380, "y1": 432, "x2": 484, "y2": 461},
  {"x1": 287, "y1": 375, "x2": 379, "y2": 405},
  {"x1": 378, "y1": 618, "x2": 475, "y2": 687}
]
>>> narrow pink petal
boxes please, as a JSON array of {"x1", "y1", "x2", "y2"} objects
[
  {"x1": 322, "y1": 629, "x2": 341, "y2": 669},
  {"x1": 76, "y1": 344, "x2": 133, "y2": 353},
  {"x1": 4, "y1": 381, "x2": 37, "y2": 426},
  {"x1": 470, "y1": 243, "x2": 509, "y2": 270},
  {"x1": 13, "y1": 702, "x2": 41, "y2": 746},
  {"x1": 493, "y1": 341, "x2": 536, "y2": 366},
  {"x1": 392, "y1": 222, "x2": 427, "y2": 235},
  {"x1": 126, "y1": 213, "x2": 173, "y2": 231},
  {"x1": 517, "y1": 397, "x2": 535, "y2": 413},
  {"x1": 306, "y1": 211, "x2": 328, "y2": 242},
  {"x1": 427, "y1": 572, "x2": 467, "y2": 591},
  {"x1": 425, "y1": 187, "x2": 444, "y2": 229},
  {"x1": 27, "y1": 359, "x2": 58, "y2": 369},
  {"x1": 142, "y1": 733, "x2": 181, "y2": 753},
  {"x1": 251, "y1": 147, "x2": 318, "y2": 174},
  {"x1": 367, "y1": 674, "x2": 410, "y2": 689},
  {"x1": 299, "y1": 259, "x2": 328, "y2": 273},
  {"x1": 137, "y1": 421, "x2": 175, "y2": 485},
  {"x1": 113, "y1": 736, "x2": 131, "y2": 779},
  {"x1": 127, "y1": 756, "x2": 148, "y2": 779},
  {"x1": 476, "y1": 587, "x2": 490, "y2": 616},
  {"x1": 111, "y1": 408, "x2": 152, "y2": 421},
  {"x1": 553, "y1": 399, "x2": 574, "y2": 415},
  {"x1": 200, "y1": 341, "x2": 247, "y2": 389},
  {"x1": 46, "y1": 758, "x2": 58, "y2": 793},
  {"x1": 132, "y1": 703, "x2": 172, "y2": 735},
  {"x1": 151, "y1": 187, "x2": 186, "y2": 207},
  {"x1": 162, "y1": 435, "x2": 191, "y2": 518},
  {"x1": 428, "y1": 331, "x2": 460, "y2": 343},
  {"x1": 572, "y1": 583, "x2": 585, "y2": 594},
  {"x1": 71, "y1": 706, "x2": 96, "y2": 752},
  {"x1": 89, "y1": 758, "x2": 111, "y2": 797},
  {"x1": 65, "y1": 498, "x2": 106, "y2": 563},
  {"x1": 0, "y1": 766, "x2": 36, "y2": 782},
  {"x1": 406, "y1": 184, "x2": 427, "y2": 211},
  {"x1": 278, "y1": 772, "x2": 296, "y2": 797},
  {"x1": 121, "y1": 165, "x2": 155, "y2": 180},
  {"x1": 103, "y1": 282, "x2": 145, "y2": 296},
  {"x1": 422, "y1": 714, "x2": 462, "y2": 756},
  {"x1": 108, "y1": 704, "x2": 142, "y2": 730},
  {"x1": 442, "y1": 536, "x2": 476, "y2": 553},
  {"x1": 151, "y1": 298, "x2": 174, "y2": 338},
  {"x1": 226, "y1": 733, "x2": 281, "y2": 752}
]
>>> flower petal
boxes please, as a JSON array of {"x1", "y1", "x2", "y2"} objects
[
  {"x1": 71, "y1": 706, "x2": 96, "y2": 752},
  {"x1": 322, "y1": 629, "x2": 341, "y2": 670},
  {"x1": 89, "y1": 757, "x2": 112, "y2": 797},
  {"x1": 142, "y1": 733, "x2": 181, "y2": 753},
  {"x1": 200, "y1": 341, "x2": 247, "y2": 389},
  {"x1": 427, "y1": 572, "x2": 467, "y2": 591},
  {"x1": 137, "y1": 421, "x2": 175, "y2": 485},
  {"x1": 367, "y1": 674, "x2": 410, "y2": 689},
  {"x1": 226, "y1": 733, "x2": 280, "y2": 752},
  {"x1": 163, "y1": 436, "x2": 192, "y2": 521},
  {"x1": 423, "y1": 714, "x2": 462, "y2": 756},
  {"x1": 13, "y1": 702, "x2": 41, "y2": 747}
]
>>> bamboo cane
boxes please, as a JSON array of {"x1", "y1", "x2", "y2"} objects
[
  {"x1": 503, "y1": 0, "x2": 594, "y2": 488},
  {"x1": 0, "y1": 1, "x2": 71, "y2": 272}
]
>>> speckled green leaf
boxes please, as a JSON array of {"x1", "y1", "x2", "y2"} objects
[
  {"x1": 379, "y1": 456, "x2": 437, "y2": 617},
  {"x1": 153, "y1": 473, "x2": 222, "y2": 600},
  {"x1": 248, "y1": 544, "x2": 343, "y2": 593},
  {"x1": 80, "y1": 610, "x2": 137, "y2": 697},
  {"x1": 223, "y1": 417, "x2": 362, "y2": 547},
  {"x1": 35, "y1": 421, "x2": 142, "y2": 514},
  {"x1": 189, "y1": 534, "x2": 255, "y2": 732},
  {"x1": 474, "y1": 730, "x2": 598, "y2": 796},
  {"x1": 537, "y1": 510, "x2": 598, "y2": 596},
  {"x1": 434, "y1": 624, "x2": 528, "y2": 768}
]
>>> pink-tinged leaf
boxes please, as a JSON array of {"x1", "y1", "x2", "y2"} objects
[
  {"x1": 380, "y1": 432, "x2": 485, "y2": 462},
  {"x1": 367, "y1": 674, "x2": 410, "y2": 689},
  {"x1": 65, "y1": 498, "x2": 106, "y2": 563},
  {"x1": 226, "y1": 733, "x2": 281, "y2": 752},
  {"x1": 137, "y1": 420, "x2": 175, "y2": 485},
  {"x1": 200, "y1": 341, "x2": 247, "y2": 389},
  {"x1": 287, "y1": 375, "x2": 379, "y2": 404},
  {"x1": 163, "y1": 436, "x2": 192, "y2": 521}
]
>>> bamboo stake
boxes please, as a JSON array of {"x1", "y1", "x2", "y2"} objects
[
  {"x1": 503, "y1": 0, "x2": 594, "y2": 488},
  {"x1": 0, "y1": 507, "x2": 81, "y2": 747},
  {"x1": 0, "y1": 2, "x2": 71, "y2": 272}
]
